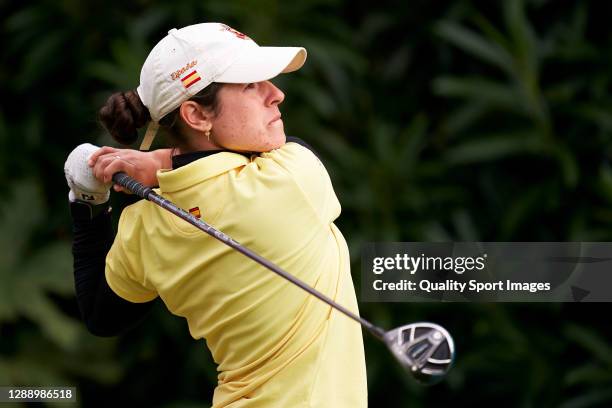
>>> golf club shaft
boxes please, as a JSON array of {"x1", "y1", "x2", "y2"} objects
[{"x1": 112, "y1": 172, "x2": 386, "y2": 340}]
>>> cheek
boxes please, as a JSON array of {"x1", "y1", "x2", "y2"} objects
[
  {"x1": 212, "y1": 102, "x2": 284, "y2": 151},
  {"x1": 214, "y1": 107, "x2": 251, "y2": 142}
]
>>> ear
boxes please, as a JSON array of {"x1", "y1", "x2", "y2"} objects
[{"x1": 179, "y1": 101, "x2": 213, "y2": 133}]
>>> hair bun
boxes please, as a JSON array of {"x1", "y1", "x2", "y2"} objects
[{"x1": 98, "y1": 90, "x2": 151, "y2": 145}]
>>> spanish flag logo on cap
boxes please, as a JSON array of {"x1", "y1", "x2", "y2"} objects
[
  {"x1": 189, "y1": 207, "x2": 201, "y2": 219},
  {"x1": 181, "y1": 70, "x2": 201, "y2": 89}
]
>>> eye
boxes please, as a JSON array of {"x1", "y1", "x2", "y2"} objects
[{"x1": 244, "y1": 83, "x2": 256, "y2": 90}]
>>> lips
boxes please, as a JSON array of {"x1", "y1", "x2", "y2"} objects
[{"x1": 269, "y1": 114, "x2": 282, "y2": 125}]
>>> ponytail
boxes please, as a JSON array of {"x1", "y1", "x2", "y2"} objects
[{"x1": 98, "y1": 90, "x2": 150, "y2": 145}]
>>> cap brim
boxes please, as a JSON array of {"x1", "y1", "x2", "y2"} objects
[{"x1": 215, "y1": 46, "x2": 307, "y2": 83}]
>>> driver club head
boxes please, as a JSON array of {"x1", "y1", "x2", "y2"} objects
[{"x1": 384, "y1": 322, "x2": 455, "y2": 385}]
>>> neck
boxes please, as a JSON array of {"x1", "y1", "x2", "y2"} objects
[{"x1": 176, "y1": 134, "x2": 222, "y2": 154}]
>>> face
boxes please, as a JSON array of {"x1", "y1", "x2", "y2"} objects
[{"x1": 208, "y1": 81, "x2": 286, "y2": 152}]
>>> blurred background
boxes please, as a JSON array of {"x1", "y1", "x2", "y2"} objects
[{"x1": 2, "y1": 0, "x2": 612, "y2": 406}]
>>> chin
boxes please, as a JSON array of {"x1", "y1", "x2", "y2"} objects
[
  {"x1": 266, "y1": 130, "x2": 286, "y2": 151},
  {"x1": 248, "y1": 127, "x2": 286, "y2": 152}
]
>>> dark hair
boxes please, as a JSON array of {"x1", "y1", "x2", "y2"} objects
[{"x1": 98, "y1": 83, "x2": 224, "y2": 146}]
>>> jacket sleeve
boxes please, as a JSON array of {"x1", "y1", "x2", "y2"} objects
[{"x1": 70, "y1": 200, "x2": 156, "y2": 337}]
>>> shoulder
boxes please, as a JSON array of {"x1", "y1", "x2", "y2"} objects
[
  {"x1": 285, "y1": 136, "x2": 322, "y2": 160},
  {"x1": 115, "y1": 198, "x2": 159, "y2": 242},
  {"x1": 264, "y1": 139, "x2": 324, "y2": 169},
  {"x1": 257, "y1": 138, "x2": 341, "y2": 219}
]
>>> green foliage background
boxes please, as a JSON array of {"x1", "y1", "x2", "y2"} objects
[{"x1": 1, "y1": 0, "x2": 612, "y2": 406}]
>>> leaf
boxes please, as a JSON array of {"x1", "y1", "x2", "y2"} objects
[
  {"x1": 564, "y1": 324, "x2": 612, "y2": 367},
  {"x1": 500, "y1": 186, "x2": 545, "y2": 239},
  {"x1": 558, "y1": 388, "x2": 612, "y2": 408},
  {"x1": 370, "y1": 120, "x2": 395, "y2": 163},
  {"x1": 395, "y1": 114, "x2": 428, "y2": 173},
  {"x1": 21, "y1": 241, "x2": 74, "y2": 295},
  {"x1": 503, "y1": 0, "x2": 539, "y2": 81},
  {"x1": 572, "y1": 104, "x2": 612, "y2": 131},
  {"x1": 443, "y1": 132, "x2": 543, "y2": 165},
  {"x1": 5, "y1": 358, "x2": 67, "y2": 387},
  {"x1": 442, "y1": 102, "x2": 488, "y2": 137},
  {"x1": 0, "y1": 180, "x2": 44, "y2": 277},
  {"x1": 128, "y1": 9, "x2": 168, "y2": 42},
  {"x1": 505, "y1": 0, "x2": 553, "y2": 132},
  {"x1": 549, "y1": 143, "x2": 579, "y2": 188},
  {"x1": 304, "y1": 37, "x2": 366, "y2": 111},
  {"x1": 15, "y1": 31, "x2": 67, "y2": 91},
  {"x1": 421, "y1": 221, "x2": 452, "y2": 241},
  {"x1": 435, "y1": 20, "x2": 514, "y2": 75},
  {"x1": 13, "y1": 284, "x2": 81, "y2": 350},
  {"x1": 471, "y1": 12, "x2": 511, "y2": 52},
  {"x1": 565, "y1": 364, "x2": 612, "y2": 386},
  {"x1": 453, "y1": 210, "x2": 480, "y2": 241},
  {"x1": 433, "y1": 77, "x2": 524, "y2": 114},
  {"x1": 596, "y1": 163, "x2": 612, "y2": 204},
  {"x1": 291, "y1": 79, "x2": 337, "y2": 118},
  {"x1": 0, "y1": 357, "x2": 10, "y2": 384}
]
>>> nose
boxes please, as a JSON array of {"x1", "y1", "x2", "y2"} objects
[{"x1": 264, "y1": 81, "x2": 285, "y2": 106}]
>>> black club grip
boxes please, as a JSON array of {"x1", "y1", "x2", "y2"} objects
[{"x1": 112, "y1": 172, "x2": 154, "y2": 199}]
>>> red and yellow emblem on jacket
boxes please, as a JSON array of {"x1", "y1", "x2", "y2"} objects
[{"x1": 189, "y1": 206, "x2": 201, "y2": 219}]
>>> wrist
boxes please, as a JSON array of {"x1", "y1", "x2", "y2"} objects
[
  {"x1": 153, "y1": 148, "x2": 173, "y2": 170},
  {"x1": 69, "y1": 199, "x2": 111, "y2": 221},
  {"x1": 68, "y1": 189, "x2": 110, "y2": 205}
]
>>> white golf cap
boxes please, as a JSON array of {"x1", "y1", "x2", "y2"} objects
[{"x1": 136, "y1": 23, "x2": 306, "y2": 149}]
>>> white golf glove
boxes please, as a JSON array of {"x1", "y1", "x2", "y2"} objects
[{"x1": 64, "y1": 143, "x2": 112, "y2": 205}]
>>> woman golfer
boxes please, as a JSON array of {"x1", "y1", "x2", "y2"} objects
[{"x1": 65, "y1": 22, "x2": 367, "y2": 407}]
